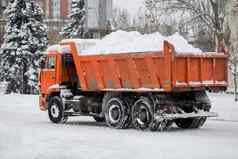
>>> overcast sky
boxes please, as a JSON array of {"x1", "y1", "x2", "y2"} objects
[{"x1": 113, "y1": 0, "x2": 144, "y2": 16}]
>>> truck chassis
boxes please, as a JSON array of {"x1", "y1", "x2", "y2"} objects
[
  {"x1": 40, "y1": 40, "x2": 226, "y2": 131},
  {"x1": 47, "y1": 87, "x2": 216, "y2": 131}
]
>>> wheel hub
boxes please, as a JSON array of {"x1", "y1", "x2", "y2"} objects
[
  {"x1": 139, "y1": 106, "x2": 149, "y2": 124},
  {"x1": 138, "y1": 106, "x2": 149, "y2": 125},
  {"x1": 51, "y1": 104, "x2": 60, "y2": 118},
  {"x1": 108, "y1": 105, "x2": 121, "y2": 124}
]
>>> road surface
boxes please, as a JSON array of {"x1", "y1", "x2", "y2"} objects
[{"x1": 0, "y1": 93, "x2": 237, "y2": 159}]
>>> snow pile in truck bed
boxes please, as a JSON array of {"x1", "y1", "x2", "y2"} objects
[{"x1": 67, "y1": 30, "x2": 203, "y2": 55}]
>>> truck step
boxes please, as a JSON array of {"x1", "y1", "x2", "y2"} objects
[{"x1": 64, "y1": 112, "x2": 100, "y2": 117}]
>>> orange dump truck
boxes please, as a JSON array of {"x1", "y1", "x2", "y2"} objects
[{"x1": 39, "y1": 40, "x2": 228, "y2": 131}]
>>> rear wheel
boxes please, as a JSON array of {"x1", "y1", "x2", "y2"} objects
[
  {"x1": 132, "y1": 97, "x2": 154, "y2": 130},
  {"x1": 175, "y1": 91, "x2": 210, "y2": 129},
  {"x1": 175, "y1": 111, "x2": 208, "y2": 129},
  {"x1": 48, "y1": 96, "x2": 68, "y2": 123},
  {"x1": 104, "y1": 95, "x2": 131, "y2": 129},
  {"x1": 151, "y1": 120, "x2": 174, "y2": 131},
  {"x1": 175, "y1": 118, "x2": 200, "y2": 129}
]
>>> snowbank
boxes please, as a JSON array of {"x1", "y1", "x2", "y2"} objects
[{"x1": 62, "y1": 30, "x2": 203, "y2": 55}]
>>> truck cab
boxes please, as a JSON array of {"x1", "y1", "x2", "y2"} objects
[{"x1": 39, "y1": 46, "x2": 77, "y2": 111}]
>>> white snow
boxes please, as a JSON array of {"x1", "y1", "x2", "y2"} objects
[
  {"x1": 61, "y1": 39, "x2": 100, "y2": 54},
  {"x1": 0, "y1": 82, "x2": 9, "y2": 94},
  {"x1": 68, "y1": 30, "x2": 202, "y2": 55},
  {"x1": 48, "y1": 84, "x2": 60, "y2": 89},
  {"x1": 175, "y1": 81, "x2": 188, "y2": 86},
  {"x1": 46, "y1": 44, "x2": 61, "y2": 52},
  {"x1": 102, "y1": 88, "x2": 165, "y2": 92},
  {"x1": 58, "y1": 31, "x2": 203, "y2": 55},
  {"x1": 189, "y1": 81, "x2": 202, "y2": 85},
  {"x1": 175, "y1": 80, "x2": 228, "y2": 86},
  {"x1": 215, "y1": 81, "x2": 228, "y2": 85},
  {"x1": 56, "y1": 31, "x2": 224, "y2": 56},
  {"x1": 210, "y1": 93, "x2": 238, "y2": 122},
  {"x1": 0, "y1": 93, "x2": 238, "y2": 159},
  {"x1": 203, "y1": 80, "x2": 215, "y2": 85},
  {"x1": 46, "y1": 44, "x2": 71, "y2": 53}
]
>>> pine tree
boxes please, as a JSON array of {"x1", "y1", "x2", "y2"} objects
[
  {"x1": 0, "y1": 0, "x2": 48, "y2": 94},
  {"x1": 112, "y1": 8, "x2": 131, "y2": 30},
  {"x1": 61, "y1": 0, "x2": 86, "y2": 38}
]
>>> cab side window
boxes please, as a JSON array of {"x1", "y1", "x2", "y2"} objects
[{"x1": 47, "y1": 56, "x2": 56, "y2": 69}]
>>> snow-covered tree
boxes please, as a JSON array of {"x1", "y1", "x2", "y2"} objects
[
  {"x1": 61, "y1": 0, "x2": 86, "y2": 38},
  {"x1": 112, "y1": 8, "x2": 131, "y2": 30},
  {"x1": 0, "y1": 0, "x2": 48, "y2": 94},
  {"x1": 144, "y1": 0, "x2": 227, "y2": 50},
  {"x1": 144, "y1": 0, "x2": 161, "y2": 30},
  {"x1": 225, "y1": 0, "x2": 238, "y2": 101},
  {"x1": 229, "y1": 43, "x2": 238, "y2": 101}
]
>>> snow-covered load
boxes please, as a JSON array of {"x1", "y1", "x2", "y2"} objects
[{"x1": 39, "y1": 31, "x2": 228, "y2": 131}]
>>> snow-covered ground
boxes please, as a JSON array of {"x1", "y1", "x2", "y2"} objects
[{"x1": 0, "y1": 93, "x2": 237, "y2": 159}]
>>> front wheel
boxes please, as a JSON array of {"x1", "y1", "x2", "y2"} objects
[{"x1": 48, "y1": 96, "x2": 68, "y2": 123}]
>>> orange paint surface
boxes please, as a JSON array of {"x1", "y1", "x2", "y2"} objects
[{"x1": 58, "y1": 41, "x2": 228, "y2": 92}]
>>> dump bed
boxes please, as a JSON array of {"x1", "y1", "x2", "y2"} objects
[{"x1": 62, "y1": 41, "x2": 228, "y2": 92}]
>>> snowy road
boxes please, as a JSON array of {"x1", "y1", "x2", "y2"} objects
[{"x1": 0, "y1": 93, "x2": 237, "y2": 159}]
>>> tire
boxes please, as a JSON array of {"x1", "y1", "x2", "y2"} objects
[
  {"x1": 175, "y1": 117, "x2": 207, "y2": 129},
  {"x1": 93, "y1": 116, "x2": 105, "y2": 122},
  {"x1": 175, "y1": 104, "x2": 209, "y2": 129},
  {"x1": 175, "y1": 118, "x2": 199, "y2": 129},
  {"x1": 197, "y1": 117, "x2": 207, "y2": 128},
  {"x1": 174, "y1": 91, "x2": 211, "y2": 129},
  {"x1": 151, "y1": 120, "x2": 174, "y2": 132},
  {"x1": 132, "y1": 97, "x2": 154, "y2": 130},
  {"x1": 48, "y1": 96, "x2": 67, "y2": 124},
  {"x1": 104, "y1": 95, "x2": 131, "y2": 129}
]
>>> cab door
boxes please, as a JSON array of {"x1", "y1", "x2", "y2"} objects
[{"x1": 40, "y1": 55, "x2": 57, "y2": 94}]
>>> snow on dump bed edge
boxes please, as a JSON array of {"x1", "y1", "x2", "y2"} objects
[
  {"x1": 47, "y1": 39, "x2": 100, "y2": 54},
  {"x1": 62, "y1": 30, "x2": 203, "y2": 55}
]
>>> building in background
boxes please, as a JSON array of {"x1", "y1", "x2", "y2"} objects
[
  {"x1": 37, "y1": 0, "x2": 71, "y2": 20},
  {"x1": 0, "y1": 0, "x2": 8, "y2": 17},
  {"x1": 0, "y1": 0, "x2": 8, "y2": 44},
  {"x1": 85, "y1": 0, "x2": 113, "y2": 38},
  {"x1": 40, "y1": 0, "x2": 113, "y2": 38},
  {"x1": 0, "y1": 0, "x2": 113, "y2": 45}
]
